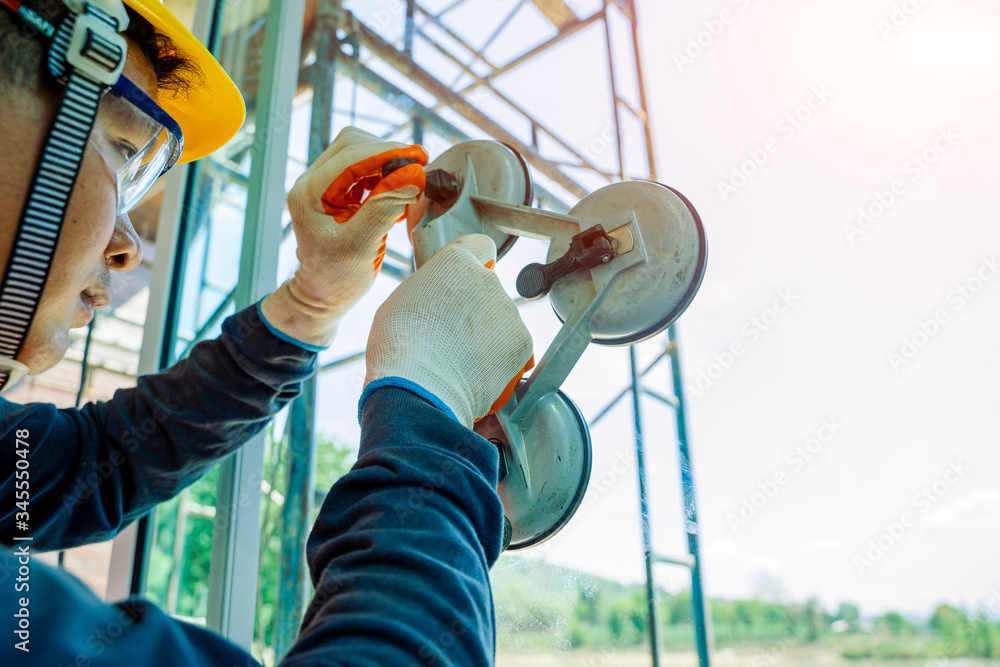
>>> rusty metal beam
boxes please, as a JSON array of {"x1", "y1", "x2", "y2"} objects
[
  {"x1": 529, "y1": 0, "x2": 576, "y2": 29},
  {"x1": 350, "y1": 63, "x2": 570, "y2": 212},
  {"x1": 627, "y1": 0, "x2": 658, "y2": 180},
  {"x1": 479, "y1": 11, "x2": 602, "y2": 83},
  {"x1": 354, "y1": 19, "x2": 589, "y2": 199},
  {"x1": 414, "y1": 27, "x2": 610, "y2": 181}
]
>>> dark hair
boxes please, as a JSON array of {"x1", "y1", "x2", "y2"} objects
[
  {"x1": 0, "y1": 1, "x2": 204, "y2": 96},
  {"x1": 123, "y1": 7, "x2": 204, "y2": 96}
]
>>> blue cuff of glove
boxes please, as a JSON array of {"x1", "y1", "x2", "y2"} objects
[
  {"x1": 256, "y1": 300, "x2": 329, "y2": 352},
  {"x1": 359, "y1": 377, "x2": 460, "y2": 425}
]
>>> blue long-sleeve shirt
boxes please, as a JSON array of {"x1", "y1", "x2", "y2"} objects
[
  {"x1": 1, "y1": 304, "x2": 315, "y2": 550},
  {"x1": 0, "y1": 305, "x2": 503, "y2": 665}
]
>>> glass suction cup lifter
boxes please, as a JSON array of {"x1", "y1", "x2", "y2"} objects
[
  {"x1": 474, "y1": 205, "x2": 649, "y2": 551},
  {"x1": 499, "y1": 205, "x2": 648, "y2": 426}
]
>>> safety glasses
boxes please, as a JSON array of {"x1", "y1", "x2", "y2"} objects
[{"x1": 89, "y1": 75, "x2": 184, "y2": 214}]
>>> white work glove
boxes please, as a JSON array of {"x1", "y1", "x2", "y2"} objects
[
  {"x1": 261, "y1": 126, "x2": 428, "y2": 348},
  {"x1": 362, "y1": 235, "x2": 534, "y2": 429}
]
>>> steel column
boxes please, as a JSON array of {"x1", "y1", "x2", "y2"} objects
[
  {"x1": 274, "y1": 377, "x2": 317, "y2": 657},
  {"x1": 206, "y1": 0, "x2": 307, "y2": 649},
  {"x1": 668, "y1": 325, "x2": 712, "y2": 665},
  {"x1": 602, "y1": 6, "x2": 626, "y2": 182},
  {"x1": 630, "y1": 347, "x2": 662, "y2": 666},
  {"x1": 274, "y1": 0, "x2": 339, "y2": 657},
  {"x1": 627, "y1": 0, "x2": 658, "y2": 180}
]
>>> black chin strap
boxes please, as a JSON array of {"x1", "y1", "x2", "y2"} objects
[{"x1": 0, "y1": 4, "x2": 124, "y2": 391}]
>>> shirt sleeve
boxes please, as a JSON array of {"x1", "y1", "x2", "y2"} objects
[
  {"x1": 0, "y1": 548, "x2": 263, "y2": 666},
  {"x1": 0, "y1": 303, "x2": 316, "y2": 551},
  {"x1": 0, "y1": 387, "x2": 503, "y2": 667},
  {"x1": 280, "y1": 386, "x2": 504, "y2": 667}
]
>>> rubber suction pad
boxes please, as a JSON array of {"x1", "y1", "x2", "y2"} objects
[
  {"x1": 475, "y1": 389, "x2": 591, "y2": 551},
  {"x1": 412, "y1": 140, "x2": 531, "y2": 259},
  {"x1": 549, "y1": 181, "x2": 707, "y2": 346}
]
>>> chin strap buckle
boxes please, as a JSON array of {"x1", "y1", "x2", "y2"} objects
[
  {"x1": 64, "y1": 7, "x2": 128, "y2": 85},
  {"x1": 0, "y1": 357, "x2": 31, "y2": 393},
  {"x1": 49, "y1": 1, "x2": 129, "y2": 84}
]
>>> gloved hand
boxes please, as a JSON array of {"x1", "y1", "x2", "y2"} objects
[
  {"x1": 261, "y1": 127, "x2": 428, "y2": 348},
  {"x1": 362, "y1": 235, "x2": 534, "y2": 429}
]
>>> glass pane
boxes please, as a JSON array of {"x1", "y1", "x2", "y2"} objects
[
  {"x1": 142, "y1": 0, "x2": 275, "y2": 628},
  {"x1": 146, "y1": 468, "x2": 219, "y2": 623},
  {"x1": 252, "y1": 417, "x2": 357, "y2": 665}
]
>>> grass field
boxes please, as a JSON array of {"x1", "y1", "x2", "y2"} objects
[{"x1": 497, "y1": 641, "x2": 1000, "y2": 667}]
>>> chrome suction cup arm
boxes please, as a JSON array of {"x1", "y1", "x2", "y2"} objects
[
  {"x1": 506, "y1": 210, "x2": 647, "y2": 423},
  {"x1": 489, "y1": 212, "x2": 646, "y2": 500}
]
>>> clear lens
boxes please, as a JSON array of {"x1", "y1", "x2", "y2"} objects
[{"x1": 90, "y1": 85, "x2": 182, "y2": 214}]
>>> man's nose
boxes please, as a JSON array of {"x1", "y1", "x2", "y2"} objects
[{"x1": 105, "y1": 214, "x2": 143, "y2": 272}]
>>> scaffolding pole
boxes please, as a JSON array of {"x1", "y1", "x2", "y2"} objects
[
  {"x1": 631, "y1": 347, "x2": 663, "y2": 665},
  {"x1": 668, "y1": 325, "x2": 712, "y2": 665}
]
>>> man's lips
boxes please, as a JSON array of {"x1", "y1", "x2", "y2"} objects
[{"x1": 81, "y1": 288, "x2": 111, "y2": 310}]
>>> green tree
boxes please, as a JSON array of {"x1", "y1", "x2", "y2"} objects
[
  {"x1": 877, "y1": 611, "x2": 914, "y2": 636},
  {"x1": 254, "y1": 429, "x2": 356, "y2": 660},
  {"x1": 801, "y1": 597, "x2": 826, "y2": 641},
  {"x1": 710, "y1": 599, "x2": 737, "y2": 641},
  {"x1": 930, "y1": 604, "x2": 967, "y2": 640},
  {"x1": 835, "y1": 601, "x2": 861, "y2": 632},
  {"x1": 663, "y1": 588, "x2": 693, "y2": 625},
  {"x1": 969, "y1": 612, "x2": 998, "y2": 658},
  {"x1": 733, "y1": 599, "x2": 755, "y2": 639}
]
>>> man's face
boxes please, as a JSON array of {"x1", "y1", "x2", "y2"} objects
[{"x1": 0, "y1": 40, "x2": 153, "y2": 374}]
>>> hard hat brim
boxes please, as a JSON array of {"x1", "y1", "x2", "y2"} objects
[{"x1": 125, "y1": 0, "x2": 246, "y2": 165}]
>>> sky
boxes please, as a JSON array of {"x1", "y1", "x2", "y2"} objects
[
  {"x1": 634, "y1": 0, "x2": 1000, "y2": 618},
  {"x1": 269, "y1": 0, "x2": 1000, "y2": 620}
]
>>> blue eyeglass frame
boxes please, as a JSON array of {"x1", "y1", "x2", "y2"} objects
[
  {"x1": 106, "y1": 74, "x2": 186, "y2": 176},
  {"x1": 1, "y1": 1, "x2": 186, "y2": 175}
]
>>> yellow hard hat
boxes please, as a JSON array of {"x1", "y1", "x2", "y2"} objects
[{"x1": 123, "y1": 0, "x2": 246, "y2": 164}]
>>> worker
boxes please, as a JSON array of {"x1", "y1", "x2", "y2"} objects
[{"x1": 0, "y1": 1, "x2": 532, "y2": 665}]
